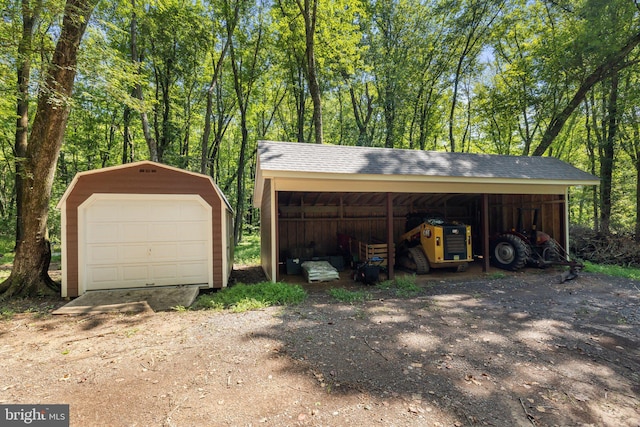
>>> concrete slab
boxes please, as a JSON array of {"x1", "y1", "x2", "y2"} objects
[{"x1": 52, "y1": 286, "x2": 200, "y2": 315}]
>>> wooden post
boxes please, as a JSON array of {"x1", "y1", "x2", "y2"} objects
[
  {"x1": 387, "y1": 192, "x2": 395, "y2": 280},
  {"x1": 482, "y1": 193, "x2": 490, "y2": 272}
]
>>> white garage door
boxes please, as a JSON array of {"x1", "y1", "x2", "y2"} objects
[{"x1": 79, "y1": 194, "x2": 212, "y2": 292}]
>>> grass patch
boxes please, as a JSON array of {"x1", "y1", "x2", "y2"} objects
[
  {"x1": 234, "y1": 234, "x2": 260, "y2": 265},
  {"x1": 0, "y1": 308, "x2": 15, "y2": 321},
  {"x1": 582, "y1": 261, "x2": 640, "y2": 280},
  {"x1": 376, "y1": 274, "x2": 421, "y2": 297},
  {"x1": 327, "y1": 288, "x2": 370, "y2": 303},
  {"x1": 393, "y1": 275, "x2": 421, "y2": 296},
  {"x1": 194, "y1": 281, "x2": 307, "y2": 312}
]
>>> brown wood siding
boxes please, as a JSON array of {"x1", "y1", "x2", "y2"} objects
[
  {"x1": 260, "y1": 179, "x2": 273, "y2": 280},
  {"x1": 63, "y1": 164, "x2": 227, "y2": 297},
  {"x1": 488, "y1": 194, "x2": 565, "y2": 246}
]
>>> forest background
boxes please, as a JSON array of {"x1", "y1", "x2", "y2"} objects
[{"x1": 2, "y1": 0, "x2": 640, "y2": 297}]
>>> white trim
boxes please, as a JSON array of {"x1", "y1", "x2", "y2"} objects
[
  {"x1": 259, "y1": 169, "x2": 600, "y2": 187},
  {"x1": 60, "y1": 203, "x2": 68, "y2": 298},
  {"x1": 77, "y1": 193, "x2": 213, "y2": 295},
  {"x1": 220, "y1": 202, "x2": 229, "y2": 288},
  {"x1": 269, "y1": 177, "x2": 570, "y2": 195},
  {"x1": 270, "y1": 180, "x2": 278, "y2": 282},
  {"x1": 253, "y1": 157, "x2": 264, "y2": 208}
]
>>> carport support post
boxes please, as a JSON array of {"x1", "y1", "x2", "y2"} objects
[
  {"x1": 386, "y1": 192, "x2": 394, "y2": 280},
  {"x1": 482, "y1": 194, "x2": 490, "y2": 272}
]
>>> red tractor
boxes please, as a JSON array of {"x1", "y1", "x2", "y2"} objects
[{"x1": 490, "y1": 208, "x2": 581, "y2": 281}]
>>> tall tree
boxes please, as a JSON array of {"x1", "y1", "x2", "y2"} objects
[
  {"x1": 1, "y1": 0, "x2": 97, "y2": 299},
  {"x1": 200, "y1": 0, "x2": 237, "y2": 174},
  {"x1": 296, "y1": 0, "x2": 323, "y2": 144},
  {"x1": 14, "y1": 0, "x2": 44, "y2": 248},
  {"x1": 129, "y1": 0, "x2": 158, "y2": 161},
  {"x1": 228, "y1": 1, "x2": 265, "y2": 243}
]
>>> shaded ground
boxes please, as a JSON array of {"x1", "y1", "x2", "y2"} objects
[{"x1": 0, "y1": 266, "x2": 639, "y2": 426}]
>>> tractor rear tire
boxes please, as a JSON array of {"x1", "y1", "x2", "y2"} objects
[{"x1": 491, "y1": 234, "x2": 530, "y2": 271}]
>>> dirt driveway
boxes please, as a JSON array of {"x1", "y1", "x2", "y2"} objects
[{"x1": 1, "y1": 268, "x2": 638, "y2": 426}]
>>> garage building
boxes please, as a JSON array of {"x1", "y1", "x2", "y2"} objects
[
  {"x1": 253, "y1": 140, "x2": 599, "y2": 281},
  {"x1": 58, "y1": 161, "x2": 233, "y2": 297}
]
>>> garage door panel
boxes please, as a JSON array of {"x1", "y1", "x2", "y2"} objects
[
  {"x1": 87, "y1": 223, "x2": 120, "y2": 243},
  {"x1": 121, "y1": 224, "x2": 149, "y2": 242},
  {"x1": 87, "y1": 202, "x2": 119, "y2": 221},
  {"x1": 153, "y1": 203, "x2": 181, "y2": 220},
  {"x1": 151, "y1": 244, "x2": 178, "y2": 260},
  {"x1": 178, "y1": 222, "x2": 208, "y2": 241},
  {"x1": 120, "y1": 202, "x2": 149, "y2": 221},
  {"x1": 87, "y1": 245, "x2": 118, "y2": 265},
  {"x1": 150, "y1": 264, "x2": 178, "y2": 280},
  {"x1": 122, "y1": 265, "x2": 150, "y2": 282},
  {"x1": 179, "y1": 242, "x2": 208, "y2": 259},
  {"x1": 178, "y1": 262, "x2": 209, "y2": 283},
  {"x1": 88, "y1": 266, "x2": 119, "y2": 284},
  {"x1": 82, "y1": 195, "x2": 212, "y2": 292},
  {"x1": 148, "y1": 223, "x2": 179, "y2": 242},
  {"x1": 181, "y1": 203, "x2": 208, "y2": 220},
  {"x1": 120, "y1": 244, "x2": 150, "y2": 262}
]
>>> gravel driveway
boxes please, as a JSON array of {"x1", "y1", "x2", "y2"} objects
[{"x1": 0, "y1": 268, "x2": 638, "y2": 426}]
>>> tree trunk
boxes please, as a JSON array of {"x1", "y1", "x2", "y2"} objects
[
  {"x1": 297, "y1": 0, "x2": 323, "y2": 144},
  {"x1": 14, "y1": 0, "x2": 42, "y2": 250},
  {"x1": 636, "y1": 166, "x2": 640, "y2": 241},
  {"x1": 343, "y1": 72, "x2": 373, "y2": 146},
  {"x1": 130, "y1": 0, "x2": 158, "y2": 162},
  {"x1": 1, "y1": 0, "x2": 96, "y2": 299},
  {"x1": 599, "y1": 71, "x2": 618, "y2": 234},
  {"x1": 122, "y1": 103, "x2": 134, "y2": 163},
  {"x1": 201, "y1": 35, "x2": 232, "y2": 174}
]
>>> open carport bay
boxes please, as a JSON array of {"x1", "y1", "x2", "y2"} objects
[{"x1": 276, "y1": 190, "x2": 566, "y2": 274}]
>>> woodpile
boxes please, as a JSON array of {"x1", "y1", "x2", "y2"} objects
[{"x1": 570, "y1": 225, "x2": 640, "y2": 267}]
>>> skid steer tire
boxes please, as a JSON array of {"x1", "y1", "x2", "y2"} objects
[{"x1": 491, "y1": 234, "x2": 530, "y2": 271}]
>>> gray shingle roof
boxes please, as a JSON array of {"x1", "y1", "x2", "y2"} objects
[{"x1": 257, "y1": 140, "x2": 599, "y2": 183}]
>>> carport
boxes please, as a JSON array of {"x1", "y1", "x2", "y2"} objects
[{"x1": 253, "y1": 141, "x2": 599, "y2": 281}]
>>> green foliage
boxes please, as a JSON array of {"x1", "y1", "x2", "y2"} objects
[
  {"x1": 583, "y1": 261, "x2": 640, "y2": 281},
  {"x1": 0, "y1": 308, "x2": 15, "y2": 321},
  {"x1": 194, "y1": 282, "x2": 307, "y2": 312},
  {"x1": 327, "y1": 288, "x2": 370, "y2": 303},
  {"x1": 376, "y1": 274, "x2": 421, "y2": 297},
  {"x1": 0, "y1": 233, "x2": 13, "y2": 258},
  {"x1": 392, "y1": 274, "x2": 421, "y2": 297},
  {"x1": 4, "y1": 0, "x2": 640, "y2": 251},
  {"x1": 234, "y1": 234, "x2": 260, "y2": 265},
  {"x1": 0, "y1": 234, "x2": 14, "y2": 282}
]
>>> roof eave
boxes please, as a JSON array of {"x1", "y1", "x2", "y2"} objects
[{"x1": 258, "y1": 169, "x2": 600, "y2": 187}]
